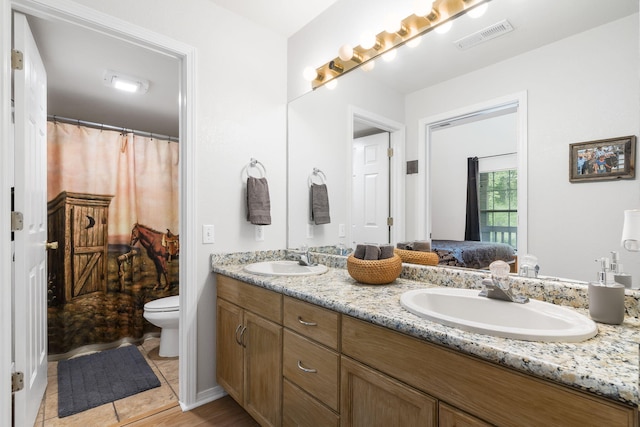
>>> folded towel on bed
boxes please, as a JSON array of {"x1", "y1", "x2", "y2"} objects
[
  {"x1": 247, "y1": 177, "x2": 271, "y2": 225},
  {"x1": 310, "y1": 183, "x2": 331, "y2": 225}
]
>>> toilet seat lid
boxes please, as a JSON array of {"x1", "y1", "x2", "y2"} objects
[{"x1": 144, "y1": 295, "x2": 179, "y2": 312}]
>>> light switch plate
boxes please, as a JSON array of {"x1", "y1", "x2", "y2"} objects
[
  {"x1": 255, "y1": 225, "x2": 265, "y2": 241},
  {"x1": 338, "y1": 223, "x2": 346, "y2": 237},
  {"x1": 306, "y1": 223, "x2": 314, "y2": 239},
  {"x1": 202, "y1": 224, "x2": 214, "y2": 244}
]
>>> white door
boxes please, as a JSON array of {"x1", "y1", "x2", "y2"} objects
[
  {"x1": 13, "y1": 12, "x2": 48, "y2": 427},
  {"x1": 352, "y1": 133, "x2": 390, "y2": 246}
]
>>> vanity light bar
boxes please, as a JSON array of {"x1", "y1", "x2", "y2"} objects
[{"x1": 310, "y1": 0, "x2": 492, "y2": 90}]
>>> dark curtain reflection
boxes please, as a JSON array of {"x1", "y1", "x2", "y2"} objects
[{"x1": 465, "y1": 156, "x2": 480, "y2": 241}]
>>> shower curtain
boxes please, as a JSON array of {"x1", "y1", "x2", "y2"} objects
[{"x1": 46, "y1": 121, "x2": 179, "y2": 355}]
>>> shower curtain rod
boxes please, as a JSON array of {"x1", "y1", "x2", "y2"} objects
[{"x1": 47, "y1": 115, "x2": 179, "y2": 143}]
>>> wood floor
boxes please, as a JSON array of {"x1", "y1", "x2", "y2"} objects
[{"x1": 115, "y1": 396, "x2": 259, "y2": 427}]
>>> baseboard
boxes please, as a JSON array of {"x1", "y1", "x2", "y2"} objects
[{"x1": 179, "y1": 385, "x2": 227, "y2": 411}]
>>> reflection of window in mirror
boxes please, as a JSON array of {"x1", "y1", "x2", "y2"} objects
[{"x1": 479, "y1": 167, "x2": 517, "y2": 249}]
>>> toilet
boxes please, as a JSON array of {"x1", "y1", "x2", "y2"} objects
[{"x1": 143, "y1": 295, "x2": 179, "y2": 357}]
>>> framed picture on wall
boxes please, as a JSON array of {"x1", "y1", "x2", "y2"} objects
[{"x1": 569, "y1": 135, "x2": 636, "y2": 182}]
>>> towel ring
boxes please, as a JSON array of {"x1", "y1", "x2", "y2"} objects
[
  {"x1": 242, "y1": 158, "x2": 267, "y2": 181},
  {"x1": 308, "y1": 167, "x2": 327, "y2": 187}
]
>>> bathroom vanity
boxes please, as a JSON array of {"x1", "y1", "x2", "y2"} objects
[{"x1": 212, "y1": 252, "x2": 640, "y2": 426}]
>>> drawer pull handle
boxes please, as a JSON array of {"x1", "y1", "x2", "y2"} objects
[
  {"x1": 298, "y1": 316, "x2": 317, "y2": 326},
  {"x1": 297, "y1": 360, "x2": 317, "y2": 373}
]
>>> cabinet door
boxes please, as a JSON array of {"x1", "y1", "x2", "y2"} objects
[
  {"x1": 439, "y1": 403, "x2": 492, "y2": 427},
  {"x1": 216, "y1": 298, "x2": 244, "y2": 404},
  {"x1": 244, "y1": 311, "x2": 283, "y2": 427},
  {"x1": 341, "y1": 356, "x2": 436, "y2": 427},
  {"x1": 284, "y1": 379, "x2": 339, "y2": 427}
]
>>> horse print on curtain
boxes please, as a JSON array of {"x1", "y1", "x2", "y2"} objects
[{"x1": 46, "y1": 121, "x2": 179, "y2": 355}]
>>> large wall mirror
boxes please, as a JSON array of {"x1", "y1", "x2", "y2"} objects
[{"x1": 287, "y1": 0, "x2": 639, "y2": 283}]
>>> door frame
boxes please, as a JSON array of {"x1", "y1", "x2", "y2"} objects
[
  {"x1": 348, "y1": 106, "x2": 405, "y2": 246},
  {"x1": 416, "y1": 91, "x2": 528, "y2": 256},
  {"x1": 0, "y1": 0, "x2": 198, "y2": 422}
]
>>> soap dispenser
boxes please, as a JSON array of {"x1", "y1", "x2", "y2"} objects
[
  {"x1": 588, "y1": 256, "x2": 625, "y2": 325},
  {"x1": 611, "y1": 251, "x2": 632, "y2": 288}
]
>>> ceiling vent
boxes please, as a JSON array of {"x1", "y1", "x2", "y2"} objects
[{"x1": 454, "y1": 20, "x2": 514, "y2": 50}]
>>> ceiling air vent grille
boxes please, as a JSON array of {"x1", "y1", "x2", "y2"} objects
[{"x1": 454, "y1": 19, "x2": 514, "y2": 50}]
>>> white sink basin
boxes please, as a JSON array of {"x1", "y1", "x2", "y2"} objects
[
  {"x1": 243, "y1": 260, "x2": 328, "y2": 276},
  {"x1": 400, "y1": 287, "x2": 597, "y2": 342}
]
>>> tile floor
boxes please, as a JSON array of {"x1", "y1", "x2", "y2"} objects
[{"x1": 33, "y1": 337, "x2": 179, "y2": 427}]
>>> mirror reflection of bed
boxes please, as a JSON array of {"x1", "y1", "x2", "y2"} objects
[{"x1": 430, "y1": 240, "x2": 517, "y2": 272}]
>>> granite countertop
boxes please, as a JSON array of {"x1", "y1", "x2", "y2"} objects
[{"x1": 211, "y1": 251, "x2": 640, "y2": 407}]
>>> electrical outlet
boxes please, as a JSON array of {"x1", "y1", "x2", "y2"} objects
[
  {"x1": 255, "y1": 225, "x2": 264, "y2": 241},
  {"x1": 306, "y1": 223, "x2": 314, "y2": 239},
  {"x1": 202, "y1": 224, "x2": 214, "y2": 244},
  {"x1": 338, "y1": 223, "x2": 346, "y2": 237}
]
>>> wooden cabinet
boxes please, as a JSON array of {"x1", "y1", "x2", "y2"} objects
[
  {"x1": 341, "y1": 315, "x2": 637, "y2": 427},
  {"x1": 47, "y1": 191, "x2": 113, "y2": 304},
  {"x1": 439, "y1": 403, "x2": 492, "y2": 427},
  {"x1": 341, "y1": 355, "x2": 437, "y2": 427},
  {"x1": 282, "y1": 296, "x2": 340, "y2": 426},
  {"x1": 216, "y1": 275, "x2": 282, "y2": 427},
  {"x1": 216, "y1": 275, "x2": 638, "y2": 427}
]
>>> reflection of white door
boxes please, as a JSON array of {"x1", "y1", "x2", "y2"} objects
[
  {"x1": 13, "y1": 12, "x2": 48, "y2": 427},
  {"x1": 352, "y1": 133, "x2": 390, "y2": 246}
]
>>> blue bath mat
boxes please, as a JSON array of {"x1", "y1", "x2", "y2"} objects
[{"x1": 57, "y1": 345, "x2": 161, "y2": 418}]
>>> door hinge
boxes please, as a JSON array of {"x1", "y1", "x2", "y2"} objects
[
  {"x1": 12, "y1": 372, "x2": 24, "y2": 393},
  {"x1": 11, "y1": 211, "x2": 24, "y2": 231},
  {"x1": 387, "y1": 217, "x2": 394, "y2": 226},
  {"x1": 387, "y1": 147, "x2": 394, "y2": 157},
  {"x1": 11, "y1": 50, "x2": 23, "y2": 70}
]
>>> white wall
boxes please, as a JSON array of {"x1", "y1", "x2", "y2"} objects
[
  {"x1": 70, "y1": 0, "x2": 287, "y2": 399},
  {"x1": 288, "y1": 72, "x2": 404, "y2": 249},
  {"x1": 431, "y1": 113, "x2": 517, "y2": 240},
  {"x1": 406, "y1": 14, "x2": 640, "y2": 282}
]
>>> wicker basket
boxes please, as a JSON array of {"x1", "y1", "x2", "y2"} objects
[
  {"x1": 347, "y1": 254, "x2": 402, "y2": 285},
  {"x1": 394, "y1": 248, "x2": 439, "y2": 266}
]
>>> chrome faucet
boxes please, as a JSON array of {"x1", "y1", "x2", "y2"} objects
[
  {"x1": 479, "y1": 260, "x2": 529, "y2": 304},
  {"x1": 288, "y1": 246, "x2": 315, "y2": 266},
  {"x1": 479, "y1": 278, "x2": 529, "y2": 304}
]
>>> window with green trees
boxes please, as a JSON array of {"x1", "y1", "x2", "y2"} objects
[{"x1": 479, "y1": 169, "x2": 517, "y2": 249}]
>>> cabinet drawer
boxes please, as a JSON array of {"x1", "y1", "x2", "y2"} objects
[
  {"x1": 284, "y1": 296, "x2": 340, "y2": 349},
  {"x1": 283, "y1": 379, "x2": 339, "y2": 427},
  {"x1": 216, "y1": 274, "x2": 282, "y2": 323},
  {"x1": 283, "y1": 329, "x2": 339, "y2": 411}
]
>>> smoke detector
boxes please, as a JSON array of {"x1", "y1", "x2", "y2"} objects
[{"x1": 454, "y1": 20, "x2": 514, "y2": 50}]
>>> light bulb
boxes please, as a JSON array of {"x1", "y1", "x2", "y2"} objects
[
  {"x1": 325, "y1": 79, "x2": 338, "y2": 90},
  {"x1": 382, "y1": 49, "x2": 397, "y2": 62},
  {"x1": 407, "y1": 37, "x2": 421, "y2": 48},
  {"x1": 303, "y1": 66, "x2": 318, "y2": 81},
  {"x1": 360, "y1": 32, "x2": 378, "y2": 50},
  {"x1": 435, "y1": 21, "x2": 452, "y2": 34},
  {"x1": 385, "y1": 14, "x2": 402, "y2": 34},
  {"x1": 338, "y1": 44, "x2": 354, "y2": 61},
  {"x1": 468, "y1": 3, "x2": 488, "y2": 18},
  {"x1": 413, "y1": 0, "x2": 434, "y2": 16},
  {"x1": 361, "y1": 60, "x2": 375, "y2": 72}
]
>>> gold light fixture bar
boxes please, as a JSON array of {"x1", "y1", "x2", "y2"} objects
[{"x1": 310, "y1": 0, "x2": 491, "y2": 89}]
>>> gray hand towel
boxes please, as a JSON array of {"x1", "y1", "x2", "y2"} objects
[
  {"x1": 364, "y1": 245, "x2": 381, "y2": 260},
  {"x1": 354, "y1": 244, "x2": 366, "y2": 259},
  {"x1": 413, "y1": 240, "x2": 431, "y2": 252},
  {"x1": 310, "y1": 183, "x2": 331, "y2": 225},
  {"x1": 246, "y1": 177, "x2": 271, "y2": 225},
  {"x1": 379, "y1": 245, "x2": 395, "y2": 259}
]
